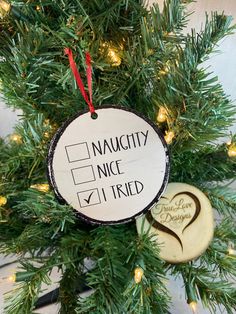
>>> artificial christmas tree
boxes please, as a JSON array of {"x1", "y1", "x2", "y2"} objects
[{"x1": 0, "y1": 0, "x2": 236, "y2": 313}]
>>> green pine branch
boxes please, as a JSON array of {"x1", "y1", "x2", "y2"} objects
[
  {"x1": 170, "y1": 144, "x2": 236, "y2": 183},
  {"x1": 0, "y1": 115, "x2": 53, "y2": 194},
  {"x1": 203, "y1": 186, "x2": 236, "y2": 217},
  {"x1": 0, "y1": 1, "x2": 236, "y2": 313},
  {"x1": 4, "y1": 261, "x2": 51, "y2": 314},
  {"x1": 196, "y1": 276, "x2": 236, "y2": 314}
]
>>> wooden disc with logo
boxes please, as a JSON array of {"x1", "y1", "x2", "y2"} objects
[{"x1": 136, "y1": 183, "x2": 214, "y2": 263}]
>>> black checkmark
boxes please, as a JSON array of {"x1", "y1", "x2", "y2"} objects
[{"x1": 84, "y1": 191, "x2": 94, "y2": 204}]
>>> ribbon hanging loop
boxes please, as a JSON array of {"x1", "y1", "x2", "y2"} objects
[{"x1": 65, "y1": 48, "x2": 95, "y2": 115}]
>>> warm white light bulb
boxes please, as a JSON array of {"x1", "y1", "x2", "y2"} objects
[
  {"x1": 8, "y1": 274, "x2": 16, "y2": 283},
  {"x1": 164, "y1": 130, "x2": 175, "y2": 144},
  {"x1": 189, "y1": 301, "x2": 197, "y2": 313},
  {"x1": 228, "y1": 144, "x2": 236, "y2": 157},
  {"x1": 108, "y1": 48, "x2": 121, "y2": 67},
  {"x1": 228, "y1": 248, "x2": 236, "y2": 256},
  {"x1": 0, "y1": 0, "x2": 11, "y2": 13},
  {"x1": 157, "y1": 107, "x2": 168, "y2": 123},
  {"x1": 0, "y1": 196, "x2": 7, "y2": 206},
  {"x1": 30, "y1": 184, "x2": 50, "y2": 193},
  {"x1": 228, "y1": 243, "x2": 236, "y2": 256},
  {"x1": 134, "y1": 267, "x2": 144, "y2": 284},
  {"x1": 10, "y1": 134, "x2": 22, "y2": 144}
]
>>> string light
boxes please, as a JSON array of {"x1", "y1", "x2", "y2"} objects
[
  {"x1": 100, "y1": 42, "x2": 122, "y2": 67},
  {"x1": 189, "y1": 301, "x2": 197, "y2": 313},
  {"x1": 8, "y1": 274, "x2": 16, "y2": 283},
  {"x1": 41, "y1": 216, "x2": 51, "y2": 223},
  {"x1": 228, "y1": 242, "x2": 236, "y2": 256},
  {"x1": 0, "y1": 0, "x2": 28, "y2": 22},
  {"x1": 0, "y1": 220, "x2": 7, "y2": 223},
  {"x1": 43, "y1": 131, "x2": 50, "y2": 139},
  {"x1": 9, "y1": 134, "x2": 22, "y2": 144},
  {"x1": 157, "y1": 106, "x2": 168, "y2": 123},
  {"x1": 227, "y1": 143, "x2": 236, "y2": 158},
  {"x1": 0, "y1": 0, "x2": 11, "y2": 18},
  {"x1": 30, "y1": 184, "x2": 50, "y2": 193},
  {"x1": 134, "y1": 267, "x2": 144, "y2": 284},
  {"x1": 43, "y1": 119, "x2": 58, "y2": 134},
  {"x1": 0, "y1": 273, "x2": 15, "y2": 284},
  {"x1": 2, "y1": 271, "x2": 35, "y2": 283},
  {"x1": 107, "y1": 47, "x2": 121, "y2": 67},
  {"x1": 186, "y1": 281, "x2": 197, "y2": 313},
  {"x1": 164, "y1": 130, "x2": 175, "y2": 144},
  {"x1": 159, "y1": 69, "x2": 168, "y2": 75},
  {"x1": 159, "y1": 60, "x2": 171, "y2": 75},
  {"x1": 228, "y1": 248, "x2": 236, "y2": 256},
  {"x1": 43, "y1": 119, "x2": 50, "y2": 126},
  {"x1": 0, "y1": 196, "x2": 7, "y2": 206}
]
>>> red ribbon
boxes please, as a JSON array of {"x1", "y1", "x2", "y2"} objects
[{"x1": 64, "y1": 48, "x2": 95, "y2": 114}]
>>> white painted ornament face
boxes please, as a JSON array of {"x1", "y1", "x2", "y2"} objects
[{"x1": 47, "y1": 106, "x2": 170, "y2": 225}]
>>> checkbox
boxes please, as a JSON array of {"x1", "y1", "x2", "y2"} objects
[
  {"x1": 78, "y1": 188, "x2": 101, "y2": 208},
  {"x1": 65, "y1": 142, "x2": 90, "y2": 163},
  {"x1": 71, "y1": 165, "x2": 96, "y2": 185}
]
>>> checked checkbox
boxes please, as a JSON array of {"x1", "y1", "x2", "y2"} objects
[
  {"x1": 78, "y1": 188, "x2": 101, "y2": 208},
  {"x1": 71, "y1": 165, "x2": 96, "y2": 185},
  {"x1": 65, "y1": 142, "x2": 90, "y2": 163}
]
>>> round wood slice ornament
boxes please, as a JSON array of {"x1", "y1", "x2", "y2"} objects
[
  {"x1": 47, "y1": 106, "x2": 170, "y2": 225},
  {"x1": 136, "y1": 183, "x2": 214, "y2": 263}
]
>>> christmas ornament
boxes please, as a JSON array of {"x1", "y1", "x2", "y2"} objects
[
  {"x1": 136, "y1": 183, "x2": 214, "y2": 263},
  {"x1": 134, "y1": 267, "x2": 144, "y2": 283},
  {"x1": 0, "y1": 196, "x2": 7, "y2": 206},
  {"x1": 48, "y1": 49, "x2": 169, "y2": 225},
  {"x1": 48, "y1": 106, "x2": 170, "y2": 225}
]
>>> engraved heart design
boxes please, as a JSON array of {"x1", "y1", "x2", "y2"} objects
[{"x1": 146, "y1": 191, "x2": 201, "y2": 251}]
